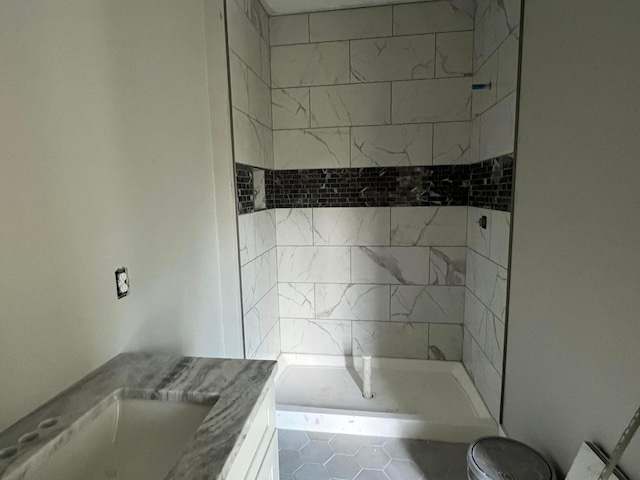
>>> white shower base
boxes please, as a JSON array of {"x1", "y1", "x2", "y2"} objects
[{"x1": 275, "y1": 354, "x2": 497, "y2": 443}]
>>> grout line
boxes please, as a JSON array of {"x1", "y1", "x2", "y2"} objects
[
  {"x1": 272, "y1": 118, "x2": 472, "y2": 132},
  {"x1": 273, "y1": 74, "x2": 471, "y2": 91}
]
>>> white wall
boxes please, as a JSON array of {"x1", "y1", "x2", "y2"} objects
[
  {"x1": 504, "y1": 0, "x2": 640, "y2": 477},
  {"x1": 0, "y1": 0, "x2": 242, "y2": 431}
]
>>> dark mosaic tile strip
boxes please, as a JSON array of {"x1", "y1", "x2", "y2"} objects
[
  {"x1": 235, "y1": 163, "x2": 254, "y2": 215},
  {"x1": 468, "y1": 155, "x2": 514, "y2": 212}
]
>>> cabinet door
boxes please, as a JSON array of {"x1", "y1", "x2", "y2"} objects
[{"x1": 255, "y1": 430, "x2": 279, "y2": 480}]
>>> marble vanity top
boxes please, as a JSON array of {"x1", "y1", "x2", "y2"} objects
[{"x1": 0, "y1": 353, "x2": 277, "y2": 480}]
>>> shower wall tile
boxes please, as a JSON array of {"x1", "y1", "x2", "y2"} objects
[
  {"x1": 473, "y1": 0, "x2": 520, "y2": 68},
  {"x1": 272, "y1": 88, "x2": 310, "y2": 130},
  {"x1": 429, "y1": 323, "x2": 463, "y2": 361},
  {"x1": 466, "y1": 248, "x2": 507, "y2": 320},
  {"x1": 254, "y1": 209, "x2": 277, "y2": 256},
  {"x1": 260, "y1": 39, "x2": 271, "y2": 85},
  {"x1": 432, "y1": 122, "x2": 470, "y2": 165},
  {"x1": 392, "y1": 0, "x2": 474, "y2": 36},
  {"x1": 469, "y1": 116, "x2": 481, "y2": 164},
  {"x1": 281, "y1": 318, "x2": 352, "y2": 355},
  {"x1": 351, "y1": 124, "x2": 433, "y2": 167},
  {"x1": 351, "y1": 246, "x2": 431, "y2": 285},
  {"x1": 315, "y1": 284, "x2": 390, "y2": 321},
  {"x1": 497, "y1": 30, "x2": 520, "y2": 101},
  {"x1": 467, "y1": 207, "x2": 492, "y2": 256},
  {"x1": 479, "y1": 92, "x2": 516, "y2": 160},
  {"x1": 489, "y1": 210, "x2": 511, "y2": 268},
  {"x1": 350, "y1": 35, "x2": 436, "y2": 83},
  {"x1": 435, "y1": 31, "x2": 473, "y2": 78},
  {"x1": 313, "y1": 207, "x2": 390, "y2": 246},
  {"x1": 465, "y1": 331, "x2": 502, "y2": 419},
  {"x1": 464, "y1": 288, "x2": 489, "y2": 346},
  {"x1": 276, "y1": 208, "x2": 314, "y2": 245},
  {"x1": 392, "y1": 78, "x2": 471, "y2": 123},
  {"x1": 233, "y1": 0, "x2": 269, "y2": 42},
  {"x1": 278, "y1": 246, "x2": 350, "y2": 283},
  {"x1": 390, "y1": 206, "x2": 467, "y2": 247},
  {"x1": 243, "y1": 303, "x2": 262, "y2": 358},
  {"x1": 274, "y1": 128, "x2": 350, "y2": 169},
  {"x1": 430, "y1": 247, "x2": 466, "y2": 285},
  {"x1": 271, "y1": 42, "x2": 349, "y2": 88},
  {"x1": 233, "y1": 109, "x2": 273, "y2": 168},
  {"x1": 279, "y1": 282, "x2": 315, "y2": 319},
  {"x1": 241, "y1": 247, "x2": 278, "y2": 313},
  {"x1": 270, "y1": 14, "x2": 309, "y2": 46},
  {"x1": 472, "y1": 52, "x2": 498, "y2": 118},
  {"x1": 352, "y1": 321, "x2": 430, "y2": 359},
  {"x1": 390, "y1": 285, "x2": 464, "y2": 324},
  {"x1": 227, "y1": 0, "x2": 262, "y2": 75},
  {"x1": 309, "y1": 6, "x2": 392, "y2": 42},
  {"x1": 484, "y1": 313, "x2": 505, "y2": 375},
  {"x1": 238, "y1": 212, "x2": 256, "y2": 265},
  {"x1": 253, "y1": 168, "x2": 266, "y2": 209},
  {"x1": 310, "y1": 83, "x2": 391, "y2": 128},
  {"x1": 253, "y1": 321, "x2": 281, "y2": 361}
]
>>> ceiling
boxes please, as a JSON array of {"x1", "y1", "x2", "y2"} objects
[{"x1": 261, "y1": 0, "x2": 425, "y2": 15}]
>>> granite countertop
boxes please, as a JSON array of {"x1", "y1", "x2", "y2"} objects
[{"x1": 0, "y1": 353, "x2": 277, "y2": 480}]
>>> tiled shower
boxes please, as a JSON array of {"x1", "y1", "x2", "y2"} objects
[{"x1": 227, "y1": 0, "x2": 520, "y2": 422}]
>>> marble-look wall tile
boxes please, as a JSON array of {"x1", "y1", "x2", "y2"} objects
[
  {"x1": 471, "y1": 52, "x2": 498, "y2": 117},
  {"x1": 464, "y1": 288, "x2": 489, "y2": 345},
  {"x1": 233, "y1": 0, "x2": 269, "y2": 42},
  {"x1": 241, "y1": 248, "x2": 277, "y2": 313},
  {"x1": 279, "y1": 282, "x2": 315, "y2": 319},
  {"x1": 253, "y1": 168, "x2": 266, "y2": 209},
  {"x1": 316, "y1": 284, "x2": 390, "y2": 321},
  {"x1": 351, "y1": 124, "x2": 433, "y2": 167},
  {"x1": 474, "y1": 0, "x2": 520, "y2": 68},
  {"x1": 496, "y1": 30, "x2": 520, "y2": 101},
  {"x1": 271, "y1": 42, "x2": 349, "y2": 88},
  {"x1": 272, "y1": 88, "x2": 310, "y2": 130},
  {"x1": 313, "y1": 207, "x2": 390, "y2": 246},
  {"x1": 273, "y1": 128, "x2": 350, "y2": 169},
  {"x1": 281, "y1": 318, "x2": 352, "y2": 355},
  {"x1": 390, "y1": 285, "x2": 464, "y2": 324},
  {"x1": 475, "y1": 0, "x2": 493, "y2": 23},
  {"x1": 479, "y1": 92, "x2": 516, "y2": 160},
  {"x1": 465, "y1": 332, "x2": 502, "y2": 420},
  {"x1": 391, "y1": 206, "x2": 467, "y2": 246},
  {"x1": 489, "y1": 210, "x2": 511, "y2": 268},
  {"x1": 278, "y1": 246, "x2": 350, "y2": 283},
  {"x1": 432, "y1": 122, "x2": 470, "y2": 165},
  {"x1": 227, "y1": 0, "x2": 262, "y2": 75},
  {"x1": 469, "y1": 116, "x2": 481, "y2": 164},
  {"x1": 260, "y1": 38, "x2": 271, "y2": 86},
  {"x1": 254, "y1": 209, "x2": 276, "y2": 256},
  {"x1": 430, "y1": 247, "x2": 466, "y2": 285},
  {"x1": 392, "y1": 78, "x2": 471, "y2": 123},
  {"x1": 255, "y1": 286, "x2": 280, "y2": 342},
  {"x1": 238, "y1": 212, "x2": 256, "y2": 265},
  {"x1": 353, "y1": 321, "x2": 430, "y2": 359},
  {"x1": 233, "y1": 109, "x2": 273, "y2": 168},
  {"x1": 467, "y1": 207, "x2": 492, "y2": 256},
  {"x1": 393, "y1": 0, "x2": 474, "y2": 36},
  {"x1": 351, "y1": 246, "x2": 431, "y2": 285},
  {"x1": 310, "y1": 83, "x2": 391, "y2": 128},
  {"x1": 350, "y1": 35, "x2": 435, "y2": 83},
  {"x1": 276, "y1": 208, "x2": 313, "y2": 245},
  {"x1": 243, "y1": 302, "x2": 262, "y2": 358},
  {"x1": 253, "y1": 321, "x2": 281, "y2": 360},
  {"x1": 429, "y1": 323, "x2": 463, "y2": 360},
  {"x1": 466, "y1": 248, "x2": 507, "y2": 320},
  {"x1": 435, "y1": 31, "x2": 473, "y2": 78},
  {"x1": 484, "y1": 312, "x2": 505, "y2": 375},
  {"x1": 270, "y1": 14, "x2": 309, "y2": 46},
  {"x1": 309, "y1": 6, "x2": 392, "y2": 42}
]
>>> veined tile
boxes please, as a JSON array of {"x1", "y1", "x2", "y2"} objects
[
  {"x1": 316, "y1": 284, "x2": 390, "y2": 321},
  {"x1": 429, "y1": 323, "x2": 463, "y2": 361},
  {"x1": 279, "y1": 282, "x2": 315, "y2": 319},
  {"x1": 497, "y1": 30, "x2": 520, "y2": 101},
  {"x1": 248, "y1": 286, "x2": 279, "y2": 345},
  {"x1": 462, "y1": 327, "x2": 474, "y2": 373},
  {"x1": 253, "y1": 168, "x2": 266, "y2": 210},
  {"x1": 309, "y1": 6, "x2": 391, "y2": 42},
  {"x1": 484, "y1": 313, "x2": 505, "y2": 375},
  {"x1": 430, "y1": 247, "x2": 466, "y2": 286},
  {"x1": 464, "y1": 288, "x2": 489, "y2": 345},
  {"x1": 260, "y1": 38, "x2": 271, "y2": 86},
  {"x1": 393, "y1": 0, "x2": 473, "y2": 35},
  {"x1": 254, "y1": 321, "x2": 281, "y2": 360},
  {"x1": 475, "y1": 0, "x2": 493, "y2": 23},
  {"x1": 270, "y1": 14, "x2": 309, "y2": 46},
  {"x1": 351, "y1": 124, "x2": 433, "y2": 167},
  {"x1": 466, "y1": 248, "x2": 507, "y2": 320},
  {"x1": 390, "y1": 285, "x2": 464, "y2": 324},
  {"x1": 489, "y1": 210, "x2": 511, "y2": 268},
  {"x1": 227, "y1": 0, "x2": 262, "y2": 75},
  {"x1": 467, "y1": 207, "x2": 491, "y2": 256},
  {"x1": 254, "y1": 209, "x2": 276, "y2": 256},
  {"x1": 479, "y1": 92, "x2": 516, "y2": 160},
  {"x1": 469, "y1": 336, "x2": 502, "y2": 420},
  {"x1": 351, "y1": 246, "x2": 431, "y2": 285},
  {"x1": 281, "y1": 318, "x2": 352, "y2": 355},
  {"x1": 241, "y1": 250, "x2": 277, "y2": 313},
  {"x1": 233, "y1": 109, "x2": 272, "y2": 168},
  {"x1": 474, "y1": 0, "x2": 520, "y2": 67},
  {"x1": 272, "y1": 88, "x2": 310, "y2": 130},
  {"x1": 350, "y1": 35, "x2": 435, "y2": 83},
  {"x1": 472, "y1": 52, "x2": 498, "y2": 118},
  {"x1": 469, "y1": 116, "x2": 481, "y2": 164},
  {"x1": 435, "y1": 31, "x2": 473, "y2": 78},
  {"x1": 271, "y1": 42, "x2": 349, "y2": 88},
  {"x1": 276, "y1": 208, "x2": 313, "y2": 246},
  {"x1": 238, "y1": 212, "x2": 256, "y2": 265},
  {"x1": 229, "y1": 53, "x2": 271, "y2": 127},
  {"x1": 391, "y1": 206, "x2": 467, "y2": 246},
  {"x1": 313, "y1": 207, "x2": 390, "y2": 246},
  {"x1": 278, "y1": 246, "x2": 350, "y2": 283},
  {"x1": 392, "y1": 78, "x2": 471, "y2": 123},
  {"x1": 310, "y1": 83, "x2": 391, "y2": 128},
  {"x1": 243, "y1": 304, "x2": 262, "y2": 358},
  {"x1": 274, "y1": 128, "x2": 350, "y2": 169},
  {"x1": 352, "y1": 321, "x2": 430, "y2": 359},
  {"x1": 433, "y1": 122, "x2": 470, "y2": 165}
]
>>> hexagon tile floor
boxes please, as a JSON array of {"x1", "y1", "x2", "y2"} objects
[{"x1": 278, "y1": 429, "x2": 469, "y2": 480}]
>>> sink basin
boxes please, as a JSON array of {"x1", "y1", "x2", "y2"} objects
[{"x1": 18, "y1": 394, "x2": 216, "y2": 480}]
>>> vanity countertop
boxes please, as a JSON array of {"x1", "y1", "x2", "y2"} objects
[{"x1": 0, "y1": 353, "x2": 277, "y2": 480}]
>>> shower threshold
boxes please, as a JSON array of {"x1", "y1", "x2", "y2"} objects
[{"x1": 275, "y1": 354, "x2": 497, "y2": 443}]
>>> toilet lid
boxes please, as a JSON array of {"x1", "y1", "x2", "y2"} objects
[{"x1": 468, "y1": 437, "x2": 555, "y2": 480}]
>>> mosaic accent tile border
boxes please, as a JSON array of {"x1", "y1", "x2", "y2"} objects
[{"x1": 468, "y1": 155, "x2": 513, "y2": 211}]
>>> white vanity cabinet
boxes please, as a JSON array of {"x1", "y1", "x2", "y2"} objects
[{"x1": 226, "y1": 385, "x2": 279, "y2": 480}]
